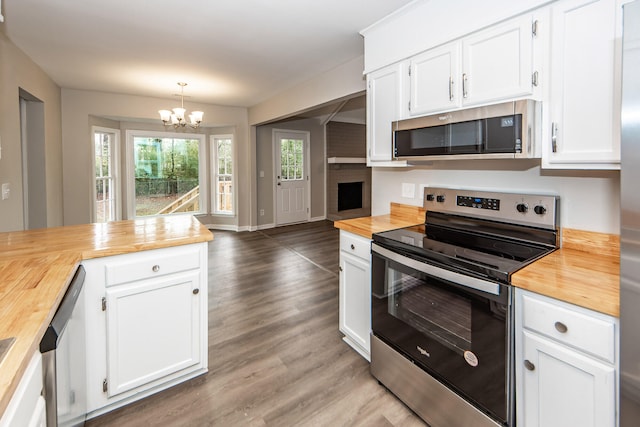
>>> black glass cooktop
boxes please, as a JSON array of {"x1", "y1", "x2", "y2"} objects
[{"x1": 373, "y1": 212, "x2": 557, "y2": 284}]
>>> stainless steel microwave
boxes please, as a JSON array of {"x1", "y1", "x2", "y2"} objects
[{"x1": 393, "y1": 100, "x2": 540, "y2": 161}]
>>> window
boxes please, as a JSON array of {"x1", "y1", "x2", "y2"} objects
[
  {"x1": 280, "y1": 138, "x2": 304, "y2": 181},
  {"x1": 92, "y1": 127, "x2": 119, "y2": 222},
  {"x1": 126, "y1": 130, "x2": 206, "y2": 218},
  {"x1": 211, "y1": 135, "x2": 234, "y2": 214}
]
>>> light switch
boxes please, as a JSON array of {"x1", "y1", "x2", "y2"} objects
[{"x1": 2, "y1": 183, "x2": 10, "y2": 200}]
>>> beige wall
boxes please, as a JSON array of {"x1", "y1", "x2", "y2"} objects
[
  {"x1": 248, "y1": 56, "x2": 367, "y2": 126},
  {"x1": 61, "y1": 89, "x2": 250, "y2": 227},
  {"x1": 256, "y1": 118, "x2": 325, "y2": 227},
  {"x1": 0, "y1": 30, "x2": 63, "y2": 231}
]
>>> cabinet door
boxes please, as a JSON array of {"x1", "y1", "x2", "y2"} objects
[
  {"x1": 367, "y1": 63, "x2": 405, "y2": 163},
  {"x1": 545, "y1": 0, "x2": 620, "y2": 168},
  {"x1": 339, "y1": 251, "x2": 371, "y2": 360},
  {"x1": 409, "y1": 42, "x2": 461, "y2": 116},
  {"x1": 105, "y1": 271, "x2": 201, "y2": 397},
  {"x1": 462, "y1": 14, "x2": 535, "y2": 106},
  {"x1": 520, "y1": 331, "x2": 616, "y2": 427}
]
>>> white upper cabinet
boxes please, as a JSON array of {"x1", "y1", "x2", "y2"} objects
[
  {"x1": 407, "y1": 13, "x2": 539, "y2": 117},
  {"x1": 543, "y1": 0, "x2": 621, "y2": 169},
  {"x1": 366, "y1": 63, "x2": 408, "y2": 166},
  {"x1": 408, "y1": 42, "x2": 461, "y2": 116},
  {"x1": 462, "y1": 14, "x2": 537, "y2": 106}
]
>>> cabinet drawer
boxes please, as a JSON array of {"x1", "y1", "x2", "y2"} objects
[
  {"x1": 340, "y1": 231, "x2": 371, "y2": 260},
  {"x1": 521, "y1": 293, "x2": 616, "y2": 363},
  {"x1": 106, "y1": 246, "x2": 201, "y2": 286}
]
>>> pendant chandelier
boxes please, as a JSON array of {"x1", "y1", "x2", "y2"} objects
[{"x1": 158, "y1": 82, "x2": 204, "y2": 128}]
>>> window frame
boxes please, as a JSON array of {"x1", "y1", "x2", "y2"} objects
[
  {"x1": 210, "y1": 134, "x2": 235, "y2": 216},
  {"x1": 91, "y1": 126, "x2": 121, "y2": 223},
  {"x1": 125, "y1": 129, "x2": 207, "y2": 219}
]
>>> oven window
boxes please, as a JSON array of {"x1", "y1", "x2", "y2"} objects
[
  {"x1": 371, "y1": 250, "x2": 511, "y2": 424},
  {"x1": 388, "y1": 270, "x2": 472, "y2": 354}
]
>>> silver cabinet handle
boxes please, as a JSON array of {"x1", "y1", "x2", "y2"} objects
[
  {"x1": 551, "y1": 122, "x2": 558, "y2": 153},
  {"x1": 449, "y1": 76, "x2": 454, "y2": 101},
  {"x1": 462, "y1": 73, "x2": 468, "y2": 98},
  {"x1": 524, "y1": 360, "x2": 535, "y2": 371},
  {"x1": 152, "y1": 265, "x2": 160, "y2": 272},
  {"x1": 554, "y1": 321, "x2": 568, "y2": 333}
]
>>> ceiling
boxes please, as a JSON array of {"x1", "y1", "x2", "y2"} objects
[{"x1": 3, "y1": 0, "x2": 414, "y2": 108}]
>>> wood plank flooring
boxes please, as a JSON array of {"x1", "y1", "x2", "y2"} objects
[{"x1": 86, "y1": 220, "x2": 425, "y2": 426}]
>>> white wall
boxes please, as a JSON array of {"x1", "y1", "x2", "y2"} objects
[{"x1": 372, "y1": 160, "x2": 620, "y2": 234}]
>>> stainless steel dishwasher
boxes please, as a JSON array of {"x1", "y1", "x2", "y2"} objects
[{"x1": 40, "y1": 265, "x2": 87, "y2": 427}]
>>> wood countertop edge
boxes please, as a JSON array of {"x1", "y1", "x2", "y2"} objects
[{"x1": 0, "y1": 218, "x2": 213, "y2": 418}]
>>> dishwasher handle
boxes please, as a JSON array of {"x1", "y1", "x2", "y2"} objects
[{"x1": 40, "y1": 265, "x2": 86, "y2": 353}]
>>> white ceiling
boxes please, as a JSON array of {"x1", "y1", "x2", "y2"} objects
[{"x1": 3, "y1": 0, "x2": 414, "y2": 108}]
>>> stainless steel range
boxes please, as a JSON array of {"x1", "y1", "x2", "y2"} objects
[{"x1": 370, "y1": 187, "x2": 559, "y2": 427}]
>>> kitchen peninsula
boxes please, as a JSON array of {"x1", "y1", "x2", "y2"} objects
[{"x1": 0, "y1": 216, "x2": 213, "y2": 422}]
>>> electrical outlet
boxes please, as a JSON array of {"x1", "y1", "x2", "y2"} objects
[
  {"x1": 259, "y1": 209, "x2": 265, "y2": 216},
  {"x1": 402, "y1": 183, "x2": 416, "y2": 199}
]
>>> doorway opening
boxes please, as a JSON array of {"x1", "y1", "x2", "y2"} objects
[{"x1": 19, "y1": 89, "x2": 47, "y2": 230}]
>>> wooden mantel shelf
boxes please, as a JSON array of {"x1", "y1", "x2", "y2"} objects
[{"x1": 327, "y1": 157, "x2": 367, "y2": 164}]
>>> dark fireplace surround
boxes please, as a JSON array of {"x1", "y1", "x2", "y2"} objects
[{"x1": 326, "y1": 121, "x2": 371, "y2": 221}]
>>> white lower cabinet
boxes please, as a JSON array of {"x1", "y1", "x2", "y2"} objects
[
  {"x1": 83, "y1": 243, "x2": 208, "y2": 418},
  {"x1": 515, "y1": 289, "x2": 618, "y2": 427},
  {"x1": 339, "y1": 230, "x2": 371, "y2": 361},
  {"x1": 0, "y1": 352, "x2": 45, "y2": 427}
]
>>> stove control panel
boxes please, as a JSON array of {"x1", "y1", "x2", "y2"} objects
[
  {"x1": 423, "y1": 187, "x2": 559, "y2": 230},
  {"x1": 457, "y1": 195, "x2": 501, "y2": 211}
]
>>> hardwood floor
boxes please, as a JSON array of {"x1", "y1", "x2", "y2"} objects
[{"x1": 86, "y1": 220, "x2": 425, "y2": 426}]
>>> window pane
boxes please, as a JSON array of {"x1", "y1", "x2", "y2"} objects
[
  {"x1": 214, "y1": 137, "x2": 233, "y2": 214},
  {"x1": 280, "y1": 138, "x2": 303, "y2": 182},
  {"x1": 94, "y1": 131, "x2": 117, "y2": 223},
  {"x1": 133, "y1": 136, "x2": 201, "y2": 217}
]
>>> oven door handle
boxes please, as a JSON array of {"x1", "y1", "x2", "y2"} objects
[{"x1": 372, "y1": 243, "x2": 500, "y2": 296}]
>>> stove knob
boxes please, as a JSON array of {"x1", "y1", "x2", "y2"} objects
[
  {"x1": 436, "y1": 195, "x2": 446, "y2": 203},
  {"x1": 426, "y1": 194, "x2": 435, "y2": 202},
  {"x1": 534, "y1": 205, "x2": 547, "y2": 215},
  {"x1": 516, "y1": 203, "x2": 528, "y2": 213}
]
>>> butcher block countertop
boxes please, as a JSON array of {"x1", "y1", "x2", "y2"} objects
[
  {"x1": 0, "y1": 216, "x2": 213, "y2": 418},
  {"x1": 335, "y1": 205, "x2": 620, "y2": 318},
  {"x1": 512, "y1": 228, "x2": 620, "y2": 318},
  {"x1": 334, "y1": 203, "x2": 426, "y2": 239}
]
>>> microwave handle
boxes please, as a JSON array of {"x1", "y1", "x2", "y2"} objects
[{"x1": 371, "y1": 243, "x2": 500, "y2": 296}]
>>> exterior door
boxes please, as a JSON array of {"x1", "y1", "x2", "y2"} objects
[{"x1": 274, "y1": 130, "x2": 309, "y2": 225}]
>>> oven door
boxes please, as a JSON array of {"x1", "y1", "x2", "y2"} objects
[{"x1": 371, "y1": 243, "x2": 513, "y2": 425}]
